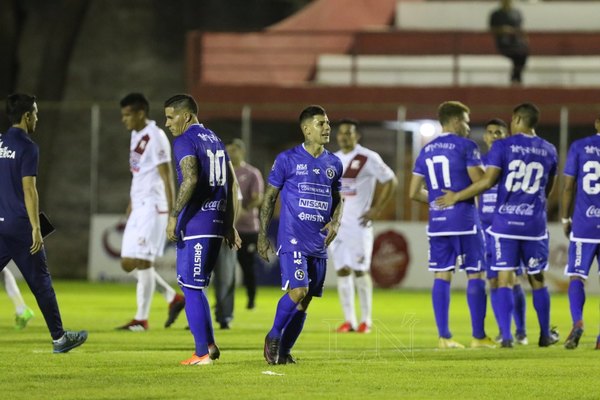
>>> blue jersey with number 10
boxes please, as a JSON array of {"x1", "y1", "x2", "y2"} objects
[
  {"x1": 487, "y1": 133, "x2": 557, "y2": 239},
  {"x1": 413, "y1": 133, "x2": 482, "y2": 235},
  {"x1": 173, "y1": 124, "x2": 230, "y2": 239},
  {"x1": 268, "y1": 144, "x2": 343, "y2": 258}
]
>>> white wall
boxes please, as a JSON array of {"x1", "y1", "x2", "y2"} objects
[{"x1": 396, "y1": 1, "x2": 600, "y2": 31}]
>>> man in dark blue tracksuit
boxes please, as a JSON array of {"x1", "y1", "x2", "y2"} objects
[{"x1": 0, "y1": 93, "x2": 87, "y2": 353}]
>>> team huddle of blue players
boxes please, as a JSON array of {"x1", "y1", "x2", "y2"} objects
[{"x1": 2, "y1": 93, "x2": 599, "y2": 361}]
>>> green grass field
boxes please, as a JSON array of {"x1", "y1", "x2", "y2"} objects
[{"x1": 1, "y1": 281, "x2": 599, "y2": 399}]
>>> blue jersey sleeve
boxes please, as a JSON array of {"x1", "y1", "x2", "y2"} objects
[
  {"x1": 21, "y1": 143, "x2": 39, "y2": 177},
  {"x1": 564, "y1": 143, "x2": 578, "y2": 177},
  {"x1": 268, "y1": 152, "x2": 288, "y2": 189},
  {"x1": 465, "y1": 141, "x2": 482, "y2": 167},
  {"x1": 173, "y1": 135, "x2": 196, "y2": 164},
  {"x1": 412, "y1": 151, "x2": 425, "y2": 176},
  {"x1": 486, "y1": 140, "x2": 504, "y2": 169}
]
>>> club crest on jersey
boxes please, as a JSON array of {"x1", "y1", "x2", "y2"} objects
[
  {"x1": 294, "y1": 270, "x2": 305, "y2": 280},
  {"x1": 350, "y1": 160, "x2": 361, "y2": 170},
  {"x1": 326, "y1": 167, "x2": 335, "y2": 179}
]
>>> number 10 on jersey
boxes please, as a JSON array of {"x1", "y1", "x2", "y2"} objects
[{"x1": 207, "y1": 149, "x2": 226, "y2": 187}]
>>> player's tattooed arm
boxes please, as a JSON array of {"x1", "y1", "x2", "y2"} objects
[
  {"x1": 257, "y1": 185, "x2": 280, "y2": 261},
  {"x1": 171, "y1": 156, "x2": 198, "y2": 218}
]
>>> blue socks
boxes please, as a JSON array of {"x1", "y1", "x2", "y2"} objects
[
  {"x1": 268, "y1": 294, "x2": 299, "y2": 339},
  {"x1": 513, "y1": 284, "x2": 526, "y2": 335},
  {"x1": 568, "y1": 279, "x2": 585, "y2": 325},
  {"x1": 467, "y1": 278, "x2": 487, "y2": 339},
  {"x1": 182, "y1": 287, "x2": 213, "y2": 357},
  {"x1": 280, "y1": 310, "x2": 307, "y2": 357},
  {"x1": 497, "y1": 287, "x2": 514, "y2": 341},
  {"x1": 432, "y1": 279, "x2": 451, "y2": 338},
  {"x1": 532, "y1": 287, "x2": 551, "y2": 337}
]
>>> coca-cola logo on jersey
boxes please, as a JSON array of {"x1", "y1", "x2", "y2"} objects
[
  {"x1": 585, "y1": 205, "x2": 600, "y2": 218},
  {"x1": 201, "y1": 199, "x2": 226, "y2": 212},
  {"x1": 497, "y1": 203, "x2": 534, "y2": 216}
]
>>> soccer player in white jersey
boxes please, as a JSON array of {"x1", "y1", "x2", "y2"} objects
[
  {"x1": 410, "y1": 101, "x2": 493, "y2": 349},
  {"x1": 437, "y1": 103, "x2": 559, "y2": 348},
  {"x1": 561, "y1": 115, "x2": 600, "y2": 350},
  {"x1": 330, "y1": 119, "x2": 397, "y2": 333},
  {"x1": 2, "y1": 268, "x2": 34, "y2": 329},
  {"x1": 117, "y1": 93, "x2": 185, "y2": 331}
]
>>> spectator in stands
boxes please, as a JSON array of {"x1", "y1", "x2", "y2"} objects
[{"x1": 489, "y1": 0, "x2": 529, "y2": 84}]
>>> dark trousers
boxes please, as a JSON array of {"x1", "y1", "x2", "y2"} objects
[
  {"x1": 212, "y1": 242, "x2": 236, "y2": 325},
  {"x1": 237, "y1": 232, "x2": 258, "y2": 307},
  {"x1": 499, "y1": 47, "x2": 529, "y2": 83},
  {"x1": 0, "y1": 232, "x2": 64, "y2": 340}
]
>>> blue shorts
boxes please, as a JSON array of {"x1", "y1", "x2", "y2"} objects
[
  {"x1": 428, "y1": 233, "x2": 483, "y2": 273},
  {"x1": 483, "y1": 230, "x2": 524, "y2": 279},
  {"x1": 565, "y1": 240, "x2": 600, "y2": 279},
  {"x1": 490, "y1": 235, "x2": 548, "y2": 275},
  {"x1": 279, "y1": 251, "x2": 326, "y2": 297},
  {"x1": 176, "y1": 237, "x2": 222, "y2": 289}
]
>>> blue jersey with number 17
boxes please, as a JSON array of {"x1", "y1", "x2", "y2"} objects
[
  {"x1": 413, "y1": 133, "x2": 482, "y2": 235},
  {"x1": 268, "y1": 144, "x2": 343, "y2": 258},
  {"x1": 487, "y1": 133, "x2": 557, "y2": 239},
  {"x1": 564, "y1": 134, "x2": 600, "y2": 242},
  {"x1": 173, "y1": 124, "x2": 230, "y2": 239}
]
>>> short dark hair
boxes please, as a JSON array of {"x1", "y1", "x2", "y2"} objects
[
  {"x1": 438, "y1": 101, "x2": 470, "y2": 125},
  {"x1": 299, "y1": 105, "x2": 326, "y2": 125},
  {"x1": 338, "y1": 118, "x2": 359, "y2": 128},
  {"x1": 485, "y1": 118, "x2": 507, "y2": 128},
  {"x1": 513, "y1": 103, "x2": 540, "y2": 128},
  {"x1": 164, "y1": 94, "x2": 198, "y2": 115},
  {"x1": 120, "y1": 93, "x2": 149, "y2": 115},
  {"x1": 6, "y1": 93, "x2": 36, "y2": 125}
]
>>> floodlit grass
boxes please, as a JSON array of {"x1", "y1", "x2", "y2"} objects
[{"x1": 0, "y1": 281, "x2": 599, "y2": 399}]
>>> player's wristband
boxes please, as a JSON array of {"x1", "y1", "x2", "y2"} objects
[{"x1": 561, "y1": 218, "x2": 572, "y2": 224}]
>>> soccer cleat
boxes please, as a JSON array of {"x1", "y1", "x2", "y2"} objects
[
  {"x1": 15, "y1": 307, "x2": 34, "y2": 330},
  {"x1": 116, "y1": 319, "x2": 148, "y2": 331},
  {"x1": 180, "y1": 353, "x2": 212, "y2": 365},
  {"x1": 564, "y1": 321, "x2": 584, "y2": 350},
  {"x1": 539, "y1": 333, "x2": 559, "y2": 347},
  {"x1": 164, "y1": 294, "x2": 185, "y2": 328},
  {"x1": 595, "y1": 336, "x2": 600, "y2": 350},
  {"x1": 336, "y1": 322, "x2": 355, "y2": 333},
  {"x1": 438, "y1": 338, "x2": 465, "y2": 349},
  {"x1": 470, "y1": 336, "x2": 496, "y2": 348},
  {"x1": 264, "y1": 335, "x2": 280, "y2": 364},
  {"x1": 494, "y1": 334, "x2": 502, "y2": 344},
  {"x1": 53, "y1": 330, "x2": 88, "y2": 353},
  {"x1": 500, "y1": 339, "x2": 513, "y2": 348},
  {"x1": 550, "y1": 326, "x2": 560, "y2": 342},
  {"x1": 208, "y1": 343, "x2": 220, "y2": 360},
  {"x1": 357, "y1": 322, "x2": 371, "y2": 334},
  {"x1": 515, "y1": 333, "x2": 528, "y2": 345},
  {"x1": 277, "y1": 353, "x2": 297, "y2": 365}
]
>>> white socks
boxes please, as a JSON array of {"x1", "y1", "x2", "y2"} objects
[
  {"x1": 153, "y1": 270, "x2": 176, "y2": 304},
  {"x1": 134, "y1": 267, "x2": 156, "y2": 321},
  {"x1": 2, "y1": 269, "x2": 26, "y2": 315},
  {"x1": 337, "y1": 275, "x2": 357, "y2": 328},
  {"x1": 355, "y1": 274, "x2": 373, "y2": 326}
]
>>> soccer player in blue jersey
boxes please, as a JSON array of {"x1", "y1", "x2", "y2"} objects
[
  {"x1": 0, "y1": 94, "x2": 87, "y2": 353},
  {"x1": 164, "y1": 94, "x2": 241, "y2": 365},
  {"x1": 437, "y1": 103, "x2": 559, "y2": 348},
  {"x1": 481, "y1": 119, "x2": 528, "y2": 345},
  {"x1": 258, "y1": 105, "x2": 344, "y2": 364},
  {"x1": 561, "y1": 115, "x2": 600, "y2": 350},
  {"x1": 409, "y1": 101, "x2": 493, "y2": 349}
]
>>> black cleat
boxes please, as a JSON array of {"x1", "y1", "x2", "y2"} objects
[
  {"x1": 208, "y1": 343, "x2": 221, "y2": 360},
  {"x1": 277, "y1": 353, "x2": 296, "y2": 365},
  {"x1": 550, "y1": 326, "x2": 560, "y2": 342},
  {"x1": 263, "y1": 335, "x2": 280, "y2": 365},
  {"x1": 165, "y1": 294, "x2": 185, "y2": 328},
  {"x1": 564, "y1": 322, "x2": 584, "y2": 350},
  {"x1": 500, "y1": 339, "x2": 513, "y2": 348},
  {"x1": 53, "y1": 330, "x2": 88, "y2": 353},
  {"x1": 539, "y1": 333, "x2": 559, "y2": 347}
]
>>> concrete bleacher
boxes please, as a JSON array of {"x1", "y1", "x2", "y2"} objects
[{"x1": 316, "y1": 54, "x2": 600, "y2": 87}]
